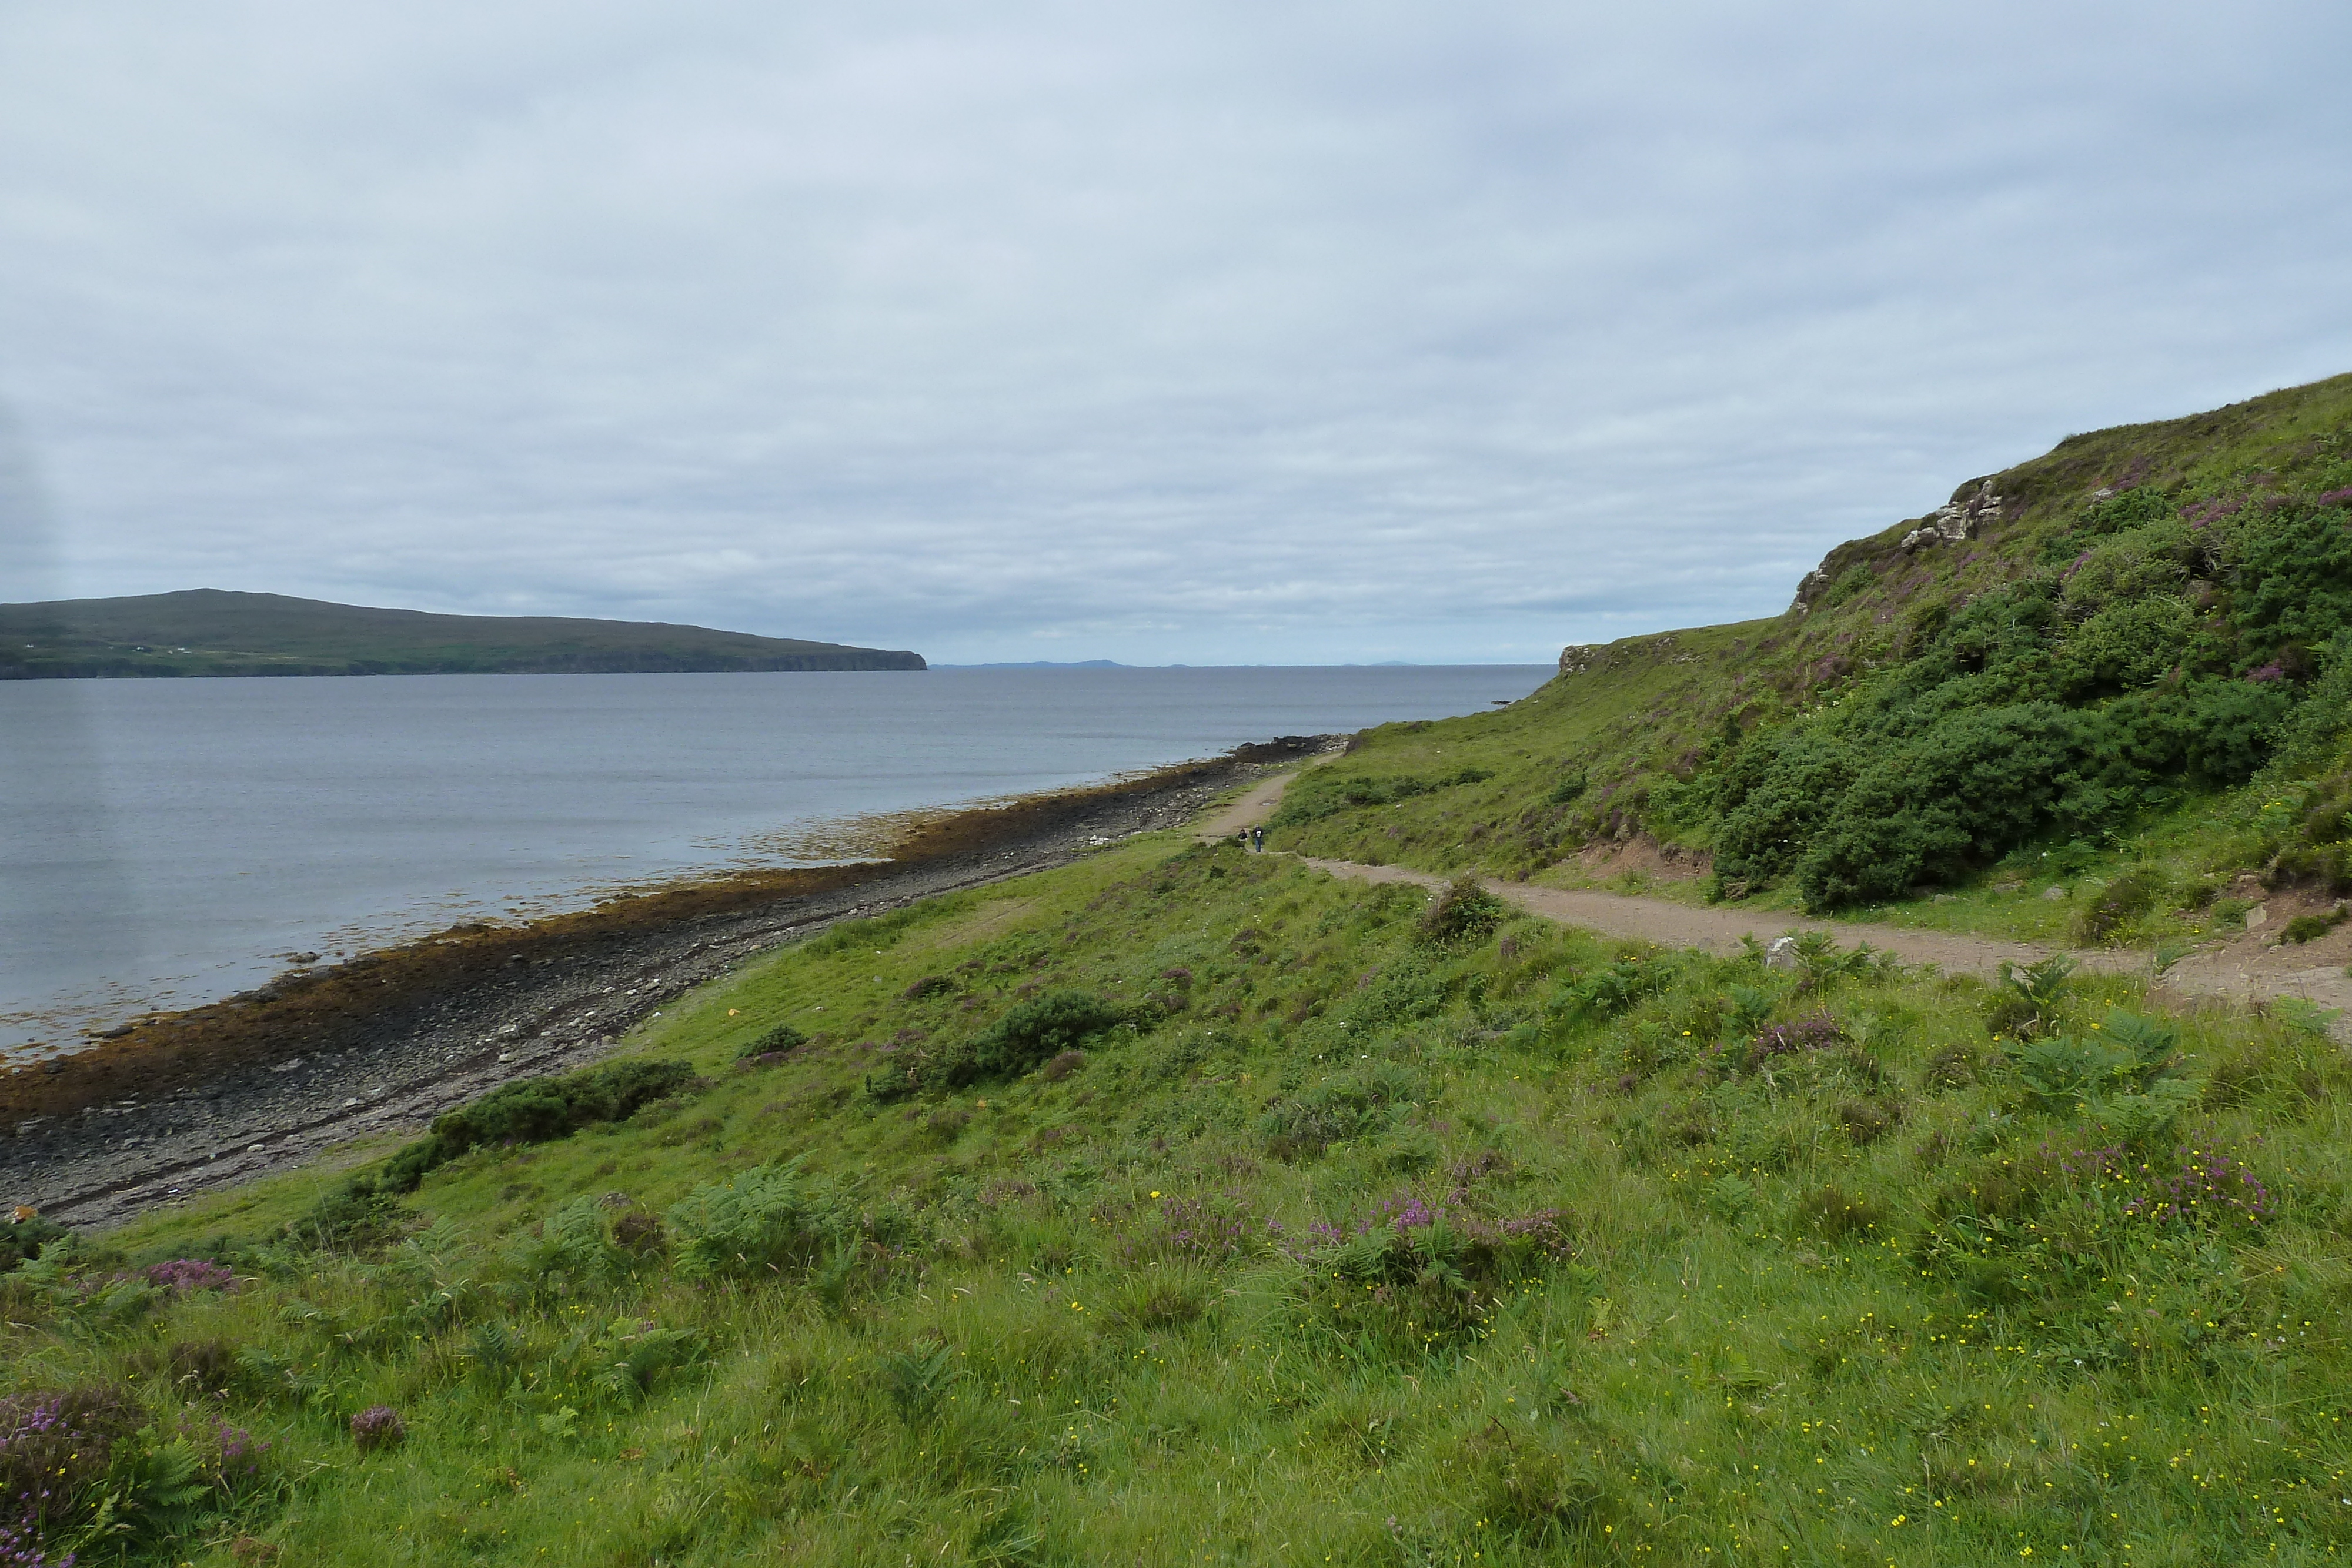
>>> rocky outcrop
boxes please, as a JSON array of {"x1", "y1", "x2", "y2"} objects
[
  {"x1": 1895, "y1": 478, "x2": 2007, "y2": 554},
  {"x1": 1790, "y1": 477, "x2": 2008, "y2": 614},
  {"x1": 1558, "y1": 633, "x2": 1704, "y2": 677}
]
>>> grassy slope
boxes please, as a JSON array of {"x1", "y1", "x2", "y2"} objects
[
  {"x1": 12, "y1": 823, "x2": 2352, "y2": 1565},
  {"x1": 12, "y1": 376, "x2": 2352, "y2": 1567},
  {"x1": 0, "y1": 589, "x2": 924, "y2": 676},
  {"x1": 1275, "y1": 372, "x2": 2352, "y2": 947}
]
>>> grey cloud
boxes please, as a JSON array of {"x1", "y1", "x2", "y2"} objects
[{"x1": 1, "y1": 0, "x2": 2347, "y2": 665}]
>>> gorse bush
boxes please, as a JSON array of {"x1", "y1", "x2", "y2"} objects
[
  {"x1": 0, "y1": 1211, "x2": 66, "y2": 1274},
  {"x1": 736, "y1": 1022, "x2": 808, "y2": 1059},
  {"x1": 427, "y1": 1058, "x2": 701, "y2": 1159},
  {"x1": 1694, "y1": 481, "x2": 2352, "y2": 907}
]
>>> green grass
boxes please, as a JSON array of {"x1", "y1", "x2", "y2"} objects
[
  {"x1": 14, "y1": 374, "x2": 2352, "y2": 1564},
  {"x1": 11, "y1": 830, "x2": 2352, "y2": 1565}
]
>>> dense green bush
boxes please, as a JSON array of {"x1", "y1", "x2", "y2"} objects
[
  {"x1": 868, "y1": 989, "x2": 1130, "y2": 1101},
  {"x1": 1698, "y1": 489, "x2": 2352, "y2": 906},
  {"x1": 1417, "y1": 874, "x2": 1506, "y2": 944},
  {"x1": 0, "y1": 1209, "x2": 68, "y2": 1272},
  {"x1": 429, "y1": 1058, "x2": 700, "y2": 1161},
  {"x1": 295, "y1": 1058, "x2": 700, "y2": 1243},
  {"x1": 736, "y1": 1021, "x2": 808, "y2": 1059},
  {"x1": 967, "y1": 990, "x2": 1126, "y2": 1079}
]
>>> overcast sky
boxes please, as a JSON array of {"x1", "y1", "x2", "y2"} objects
[{"x1": 2, "y1": 2, "x2": 2348, "y2": 665}]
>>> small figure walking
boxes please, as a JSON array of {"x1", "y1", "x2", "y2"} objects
[{"x1": 1250, "y1": 826, "x2": 1265, "y2": 854}]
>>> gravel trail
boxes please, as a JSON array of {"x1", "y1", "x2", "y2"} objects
[{"x1": 1218, "y1": 765, "x2": 2352, "y2": 1027}]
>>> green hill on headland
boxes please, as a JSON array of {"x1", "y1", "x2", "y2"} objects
[
  {"x1": 1281, "y1": 370, "x2": 2352, "y2": 930},
  {"x1": 7, "y1": 375, "x2": 2352, "y2": 1567},
  {"x1": 0, "y1": 589, "x2": 926, "y2": 676}
]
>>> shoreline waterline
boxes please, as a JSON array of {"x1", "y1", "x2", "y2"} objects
[
  {"x1": 0, "y1": 738, "x2": 1323, "y2": 1135},
  {"x1": 5, "y1": 664, "x2": 1553, "y2": 1045}
]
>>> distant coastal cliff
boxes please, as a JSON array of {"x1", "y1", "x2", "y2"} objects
[{"x1": 0, "y1": 589, "x2": 925, "y2": 677}]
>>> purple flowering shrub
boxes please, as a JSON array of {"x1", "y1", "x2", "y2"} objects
[
  {"x1": 2128, "y1": 1137, "x2": 2274, "y2": 1228},
  {"x1": 138, "y1": 1260, "x2": 236, "y2": 1296},
  {"x1": 349, "y1": 1406, "x2": 405, "y2": 1454},
  {"x1": 203, "y1": 1423, "x2": 273, "y2": 1497},
  {"x1": 0, "y1": 1385, "x2": 142, "y2": 1563},
  {"x1": 1104, "y1": 1192, "x2": 1264, "y2": 1269}
]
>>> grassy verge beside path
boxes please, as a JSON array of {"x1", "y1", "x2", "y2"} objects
[{"x1": 8, "y1": 822, "x2": 2352, "y2": 1565}]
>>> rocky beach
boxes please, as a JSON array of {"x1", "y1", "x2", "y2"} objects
[{"x1": 2, "y1": 737, "x2": 1334, "y2": 1228}]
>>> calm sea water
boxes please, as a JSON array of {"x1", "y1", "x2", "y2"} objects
[{"x1": 2, "y1": 666, "x2": 1548, "y2": 1054}]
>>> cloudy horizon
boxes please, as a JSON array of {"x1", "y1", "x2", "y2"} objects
[{"x1": 4, "y1": 1, "x2": 2348, "y2": 666}]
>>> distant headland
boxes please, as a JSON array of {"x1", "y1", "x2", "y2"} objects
[{"x1": 0, "y1": 589, "x2": 926, "y2": 677}]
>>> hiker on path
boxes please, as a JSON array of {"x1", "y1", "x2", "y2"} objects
[{"x1": 1251, "y1": 826, "x2": 1265, "y2": 854}]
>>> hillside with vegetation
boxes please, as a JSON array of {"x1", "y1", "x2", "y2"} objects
[
  {"x1": 1276, "y1": 372, "x2": 2352, "y2": 948},
  {"x1": 5, "y1": 377, "x2": 2352, "y2": 1567},
  {"x1": 0, "y1": 590, "x2": 926, "y2": 677}
]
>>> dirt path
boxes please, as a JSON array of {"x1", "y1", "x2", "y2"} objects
[
  {"x1": 1195, "y1": 771, "x2": 1308, "y2": 841},
  {"x1": 1229, "y1": 770, "x2": 2352, "y2": 1029},
  {"x1": 1295, "y1": 857, "x2": 2082, "y2": 978}
]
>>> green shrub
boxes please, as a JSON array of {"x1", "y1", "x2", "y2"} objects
[
  {"x1": 1259, "y1": 1062, "x2": 1424, "y2": 1156},
  {"x1": 666, "y1": 1163, "x2": 853, "y2": 1282},
  {"x1": 2070, "y1": 865, "x2": 2167, "y2": 944},
  {"x1": 2281, "y1": 908, "x2": 2348, "y2": 944},
  {"x1": 969, "y1": 991, "x2": 1125, "y2": 1078},
  {"x1": 737, "y1": 1022, "x2": 808, "y2": 1059},
  {"x1": 1692, "y1": 486, "x2": 2347, "y2": 906},
  {"x1": 1417, "y1": 875, "x2": 1505, "y2": 945},
  {"x1": 872, "y1": 989, "x2": 1130, "y2": 1102},
  {"x1": 292, "y1": 1059, "x2": 699, "y2": 1245},
  {"x1": 0, "y1": 1210, "x2": 68, "y2": 1273},
  {"x1": 430, "y1": 1059, "x2": 700, "y2": 1158},
  {"x1": 2232, "y1": 500, "x2": 2352, "y2": 653}
]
